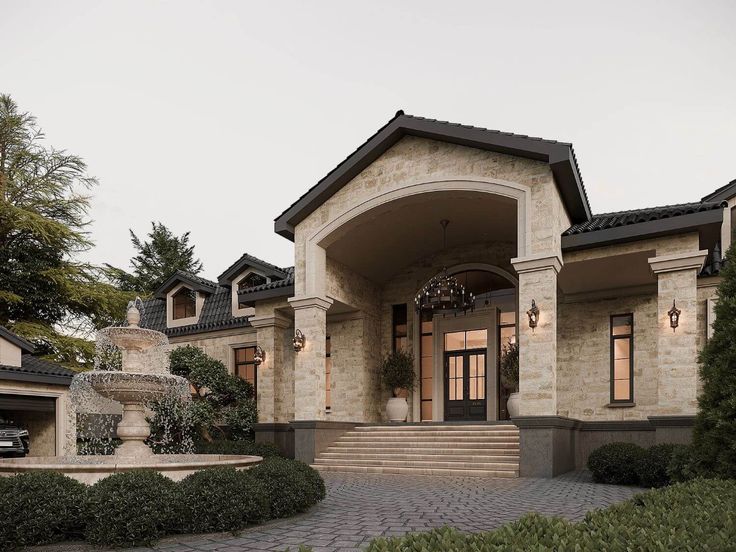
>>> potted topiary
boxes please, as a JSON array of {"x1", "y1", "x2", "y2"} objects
[
  {"x1": 500, "y1": 341, "x2": 519, "y2": 417},
  {"x1": 380, "y1": 349, "x2": 416, "y2": 422}
]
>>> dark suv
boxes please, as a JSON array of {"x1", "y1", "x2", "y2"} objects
[{"x1": 0, "y1": 419, "x2": 30, "y2": 458}]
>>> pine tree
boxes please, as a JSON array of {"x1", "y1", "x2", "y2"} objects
[
  {"x1": 107, "y1": 222, "x2": 203, "y2": 294},
  {"x1": 692, "y1": 243, "x2": 736, "y2": 478},
  {"x1": 0, "y1": 94, "x2": 133, "y2": 368}
]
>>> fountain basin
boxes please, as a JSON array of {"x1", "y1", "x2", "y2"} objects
[
  {"x1": 0, "y1": 454, "x2": 262, "y2": 485},
  {"x1": 87, "y1": 371, "x2": 184, "y2": 404},
  {"x1": 97, "y1": 326, "x2": 167, "y2": 352}
]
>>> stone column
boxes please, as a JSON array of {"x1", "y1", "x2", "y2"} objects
[
  {"x1": 649, "y1": 251, "x2": 707, "y2": 415},
  {"x1": 288, "y1": 296, "x2": 333, "y2": 420},
  {"x1": 511, "y1": 254, "x2": 562, "y2": 416},
  {"x1": 250, "y1": 313, "x2": 291, "y2": 423}
]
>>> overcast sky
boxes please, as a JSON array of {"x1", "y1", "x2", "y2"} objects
[{"x1": 3, "y1": 1, "x2": 735, "y2": 279}]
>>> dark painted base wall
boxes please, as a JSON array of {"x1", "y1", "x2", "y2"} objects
[
  {"x1": 254, "y1": 420, "x2": 360, "y2": 463},
  {"x1": 514, "y1": 415, "x2": 695, "y2": 477}
]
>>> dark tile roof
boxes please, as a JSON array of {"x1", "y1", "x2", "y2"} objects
[
  {"x1": 563, "y1": 201, "x2": 725, "y2": 236},
  {"x1": 141, "y1": 286, "x2": 252, "y2": 338},
  {"x1": 0, "y1": 355, "x2": 75, "y2": 385},
  {"x1": 237, "y1": 266, "x2": 294, "y2": 294},
  {"x1": 0, "y1": 326, "x2": 35, "y2": 354},
  {"x1": 154, "y1": 270, "x2": 218, "y2": 299},
  {"x1": 218, "y1": 253, "x2": 289, "y2": 284},
  {"x1": 702, "y1": 178, "x2": 736, "y2": 203}
]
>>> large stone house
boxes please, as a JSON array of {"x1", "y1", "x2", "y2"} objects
[{"x1": 140, "y1": 112, "x2": 733, "y2": 477}]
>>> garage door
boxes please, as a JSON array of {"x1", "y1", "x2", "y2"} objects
[{"x1": 0, "y1": 394, "x2": 57, "y2": 456}]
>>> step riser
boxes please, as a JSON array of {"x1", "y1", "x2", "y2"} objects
[
  {"x1": 338, "y1": 437, "x2": 519, "y2": 444},
  {"x1": 333, "y1": 441, "x2": 519, "y2": 449},
  {"x1": 320, "y1": 453, "x2": 519, "y2": 462},
  {"x1": 314, "y1": 459, "x2": 517, "y2": 469},
  {"x1": 345, "y1": 431, "x2": 519, "y2": 438},
  {"x1": 326, "y1": 446, "x2": 520, "y2": 455},
  {"x1": 311, "y1": 465, "x2": 519, "y2": 477}
]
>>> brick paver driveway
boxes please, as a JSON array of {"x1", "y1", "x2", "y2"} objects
[{"x1": 145, "y1": 471, "x2": 639, "y2": 552}]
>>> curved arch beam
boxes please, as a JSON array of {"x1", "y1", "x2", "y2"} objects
[
  {"x1": 417, "y1": 262, "x2": 519, "y2": 290},
  {"x1": 308, "y1": 178, "x2": 532, "y2": 258}
]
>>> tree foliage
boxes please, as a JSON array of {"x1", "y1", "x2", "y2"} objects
[
  {"x1": 692, "y1": 243, "x2": 736, "y2": 478},
  {"x1": 106, "y1": 222, "x2": 203, "y2": 294},
  {"x1": 148, "y1": 345, "x2": 257, "y2": 452},
  {"x1": 0, "y1": 93, "x2": 133, "y2": 368}
]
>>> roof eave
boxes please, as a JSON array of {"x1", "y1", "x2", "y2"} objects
[
  {"x1": 154, "y1": 272, "x2": 216, "y2": 300},
  {"x1": 0, "y1": 369, "x2": 73, "y2": 386},
  {"x1": 274, "y1": 113, "x2": 590, "y2": 241},
  {"x1": 237, "y1": 284, "x2": 295, "y2": 307},
  {"x1": 561, "y1": 208, "x2": 723, "y2": 252}
]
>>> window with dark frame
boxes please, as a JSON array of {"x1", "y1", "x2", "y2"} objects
[
  {"x1": 420, "y1": 311, "x2": 433, "y2": 421},
  {"x1": 172, "y1": 287, "x2": 196, "y2": 319},
  {"x1": 325, "y1": 335, "x2": 332, "y2": 412},
  {"x1": 610, "y1": 314, "x2": 634, "y2": 403},
  {"x1": 234, "y1": 346, "x2": 258, "y2": 401},
  {"x1": 392, "y1": 304, "x2": 408, "y2": 352}
]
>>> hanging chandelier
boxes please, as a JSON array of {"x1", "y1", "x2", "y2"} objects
[{"x1": 414, "y1": 220, "x2": 475, "y2": 315}]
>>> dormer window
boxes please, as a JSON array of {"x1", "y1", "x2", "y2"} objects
[
  {"x1": 172, "y1": 288, "x2": 197, "y2": 320},
  {"x1": 238, "y1": 273, "x2": 267, "y2": 291}
]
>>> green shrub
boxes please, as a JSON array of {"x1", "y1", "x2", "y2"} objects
[
  {"x1": 636, "y1": 443, "x2": 676, "y2": 488},
  {"x1": 249, "y1": 457, "x2": 325, "y2": 518},
  {"x1": 587, "y1": 442, "x2": 645, "y2": 485},
  {"x1": 359, "y1": 479, "x2": 736, "y2": 552},
  {"x1": 196, "y1": 438, "x2": 282, "y2": 457},
  {"x1": 178, "y1": 467, "x2": 269, "y2": 534},
  {"x1": 84, "y1": 470, "x2": 179, "y2": 547},
  {"x1": 0, "y1": 472, "x2": 86, "y2": 549},
  {"x1": 692, "y1": 242, "x2": 736, "y2": 479},
  {"x1": 668, "y1": 443, "x2": 699, "y2": 483}
]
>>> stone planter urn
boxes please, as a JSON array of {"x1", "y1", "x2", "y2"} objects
[
  {"x1": 507, "y1": 392, "x2": 520, "y2": 418},
  {"x1": 386, "y1": 396, "x2": 409, "y2": 422}
]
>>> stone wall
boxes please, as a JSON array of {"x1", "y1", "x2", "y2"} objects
[{"x1": 169, "y1": 328, "x2": 258, "y2": 374}]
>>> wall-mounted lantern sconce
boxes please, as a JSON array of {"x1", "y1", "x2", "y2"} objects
[
  {"x1": 293, "y1": 329, "x2": 305, "y2": 352},
  {"x1": 668, "y1": 300, "x2": 681, "y2": 331},
  {"x1": 253, "y1": 345, "x2": 265, "y2": 365},
  {"x1": 527, "y1": 300, "x2": 539, "y2": 330}
]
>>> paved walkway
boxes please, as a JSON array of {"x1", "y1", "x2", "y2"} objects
[{"x1": 146, "y1": 471, "x2": 639, "y2": 552}]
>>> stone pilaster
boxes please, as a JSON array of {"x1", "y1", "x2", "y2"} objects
[
  {"x1": 289, "y1": 296, "x2": 333, "y2": 420},
  {"x1": 250, "y1": 313, "x2": 291, "y2": 423},
  {"x1": 649, "y1": 251, "x2": 707, "y2": 415},
  {"x1": 511, "y1": 254, "x2": 562, "y2": 416}
]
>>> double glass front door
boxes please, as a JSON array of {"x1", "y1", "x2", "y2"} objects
[{"x1": 443, "y1": 328, "x2": 487, "y2": 420}]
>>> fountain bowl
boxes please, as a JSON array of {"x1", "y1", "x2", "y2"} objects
[
  {"x1": 97, "y1": 326, "x2": 166, "y2": 352},
  {"x1": 87, "y1": 371, "x2": 184, "y2": 404},
  {"x1": 0, "y1": 454, "x2": 262, "y2": 485}
]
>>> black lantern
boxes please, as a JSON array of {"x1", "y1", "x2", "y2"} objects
[
  {"x1": 527, "y1": 299, "x2": 539, "y2": 330},
  {"x1": 293, "y1": 329, "x2": 305, "y2": 352},
  {"x1": 668, "y1": 300, "x2": 681, "y2": 331},
  {"x1": 253, "y1": 345, "x2": 265, "y2": 365},
  {"x1": 414, "y1": 220, "x2": 475, "y2": 315}
]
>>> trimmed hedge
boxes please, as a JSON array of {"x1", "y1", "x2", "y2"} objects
[
  {"x1": 83, "y1": 470, "x2": 180, "y2": 547},
  {"x1": 250, "y1": 457, "x2": 326, "y2": 518},
  {"x1": 0, "y1": 471, "x2": 86, "y2": 549},
  {"x1": 668, "y1": 443, "x2": 699, "y2": 483},
  {"x1": 354, "y1": 479, "x2": 736, "y2": 552},
  {"x1": 178, "y1": 467, "x2": 269, "y2": 534},
  {"x1": 587, "y1": 442, "x2": 645, "y2": 484},
  {"x1": 636, "y1": 443, "x2": 677, "y2": 488},
  {"x1": 0, "y1": 456, "x2": 325, "y2": 548}
]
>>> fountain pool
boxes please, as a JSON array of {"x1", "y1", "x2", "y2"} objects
[{"x1": 0, "y1": 299, "x2": 261, "y2": 484}]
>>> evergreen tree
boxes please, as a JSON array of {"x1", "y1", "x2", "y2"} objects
[
  {"x1": 692, "y1": 243, "x2": 736, "y2": 478},
  {"x1": 0, "y1": 94, "x2": 133, "y2": 368},
  {"x1": 107, "y1": 222, "x2": 203, "y2": 294}
]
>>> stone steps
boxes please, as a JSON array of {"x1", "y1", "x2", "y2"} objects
[{"x1": 311, "y1": 424, "x2": 520, "y2": 477}]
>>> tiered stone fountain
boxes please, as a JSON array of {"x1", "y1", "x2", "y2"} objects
[{"x1": 0, "y1": 301, "x2": 262, "y2": 484}]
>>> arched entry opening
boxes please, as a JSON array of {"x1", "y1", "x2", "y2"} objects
[{"x1": 416, "y1": 265, "x2": 518, "y2": 422}]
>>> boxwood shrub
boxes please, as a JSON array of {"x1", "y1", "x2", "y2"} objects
[
  {"x1": 250, "y1": 457, "x2": 326, "y2": 518},
  {"x1": 587, "y1": 442, "x2": 645, "y2": 484},
  {"x1": 178, "y1": 467, "x2": 269, "y2": 533},
  {"x1": 668, "y1": 443, "x2": 699, "y2": 483},
  {"x1": 83, "y1": 470, "x2": 180, "y2": 547},
  {"x1": 356, "y1": 479, "x2": 736, "y2": 552},
  {"x1": 636, "y1": 443, "x2": 677, "y2": 488},
  {"x1": 0, "y1": 471, "x2": 86, "y2": 549}
]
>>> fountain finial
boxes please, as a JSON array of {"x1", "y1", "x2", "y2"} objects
[{"x1": 126, "y1": 297, "x2": 143, "y2": 328}]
